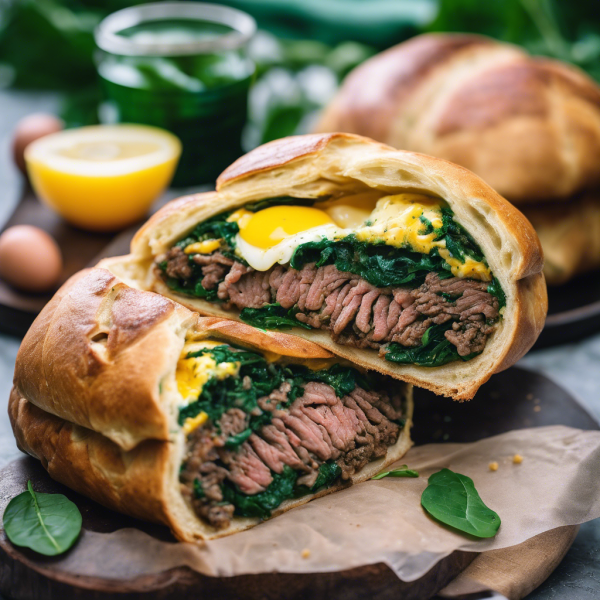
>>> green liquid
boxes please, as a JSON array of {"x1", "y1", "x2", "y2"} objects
[{"x1": 98, "y1": 19, "x2": 254, "y2": 186}]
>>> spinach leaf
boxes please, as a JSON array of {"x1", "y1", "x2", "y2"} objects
[
  {"x1": 176, "y1": 212, "x2": 239, "y2": 249},
  {"x1": 487, "y1": 277, "x2": 507, "y2": 310},
  {"x1": 193, "y1": 479, "x2": 205, "y2": 499},
  {"x1": 187, "y1": 345, "x2": 264, "y2": 367},
  {"x1": 225, "y1": 462, "x2": 343, "y2": 519},
  {"x1": 310, "y1": 461, "x2": 342, "y2": 490},
  {"x1": 287, "y1": 363, "x2": 370, "y2": 398},
  {"x1": 290, "y1": 235, "x2": 453, "y2": 288},
  {"x1": 3, "y1": 481, "x2": 82, "y2": 556},
  {"x1": 372, "y1": 465, "x2": 419, "y2": 479},
  {"x1": 385, "y1": 322, "x2": 478, "y2": 367},
  {"x1": 223, "y1": 465, "x2": 298, "y2": 519},
  {"x1": 421, "y1": 468, "x2": 501, "y2": 538},
  {"x1": 436, "y1": 208, "x2": 484, "y2": 263},
  {"x1": 240, "y1": 303, "x2": 312, "y2": 330},
  {"x1": 245, "y1": 196, "x2": 318, "y2": 212},
  {"x1": 294, "y1": 461, "x2": 343, "y2": 497},
  {"x1": 164, "y1": 276, "x2": 220, "y2": 301}
]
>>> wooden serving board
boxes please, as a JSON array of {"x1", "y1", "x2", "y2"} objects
[{"x1": 1, "y1": 367, "x2": 596, "y2": 600}]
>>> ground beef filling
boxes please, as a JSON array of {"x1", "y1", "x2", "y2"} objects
[
  {"x1": 161, "y1": 247, "x2": 500, "y2": 357},
  {"x1": 179, "y1": 381, "x2": 404, "y2": 529}
]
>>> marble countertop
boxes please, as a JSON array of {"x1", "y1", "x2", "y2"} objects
[{"x1": 0, "y1": 90, "x2": 598, "y2": 600}]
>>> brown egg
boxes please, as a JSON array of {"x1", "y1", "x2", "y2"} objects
[
  {"x1": 0, "y1": 226, "x2": 62, "y2": 293},
  {"x1": 12, "y1": 114, "x2": 64, "y2": 173}
]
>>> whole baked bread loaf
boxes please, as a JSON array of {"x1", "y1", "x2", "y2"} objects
[
  {"x1": 10, "y1": 268, "x2": 413, "y2": 541},
  {"x1": 100, "y1": 132, "x2": 547, "y2": 400},
  {"x1": 316, "y1": 33, "x2": 600, "y2": 205}
]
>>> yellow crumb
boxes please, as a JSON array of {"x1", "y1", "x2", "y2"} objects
[
  {"x1": 534, "y1": 405, "x2": 541, "y2": 412},
  {"x1": 489, "y1": 462, "x2": 499, "y2": 472},
  {"x1": 526, "y1": 393, "x2": 533, "y2": 400},
  {"x1": 301, "y1": 549, "x2": 311, "y2": 559},
  {"x1": 513, "y1": 454, "x2": 523, "y2": 464}
]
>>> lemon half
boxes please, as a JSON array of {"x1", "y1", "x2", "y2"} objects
[{"x1": 25, "y1": 124, "x2": 181, "y2": 232}]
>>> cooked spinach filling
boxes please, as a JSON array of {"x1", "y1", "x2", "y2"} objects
[
  {"x1": 160, "y1": 198, "x2": 505, "y2": 368},
  {"x1": 179, "y1": 345, "x2": 380, "y2": 448},
  {"x1": 221, "y1": 462, "x2": 342, "y2": 519},
  {"x1": 179, "y1": 345, "x2": 402, "y2": 521}
]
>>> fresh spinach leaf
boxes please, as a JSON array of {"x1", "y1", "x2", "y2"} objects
[
  {"x1": 240, "y1": 303, "x2": 312, "y2": 330},
  {"x1": 245, "y1": 196, "x2": 318, "y2": 212},
  {"x1": 421, "y1": 468, "x2": 501, "y2": 538},
  {"x1": 3, "y1": 481, "x2": 82, "y2": 556},
  {"x1": 372, "y1": 465, "x2": 419, "y2": 479},
  {"x1": 385, "y1": 322, "x2": 478, "y2": 367}
]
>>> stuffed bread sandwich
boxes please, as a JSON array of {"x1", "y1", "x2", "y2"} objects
[
  {"x1": 104, "y1": 133, "x2": 547, "y2": 400},
  {"x1": 9, "y1": 268, "x2": 413, "y2": 542}
]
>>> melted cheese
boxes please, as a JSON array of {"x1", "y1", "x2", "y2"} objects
[
  {"x1": 182, "y1": 411, "x2": 208, "y2": 435},
  {"x1": 176, "y1": 340, "x2": 240, "y2": 406},
  {"x1": 184, "y1": 239, "x2": 221, "y2": 254},
  {"x1": 353, "y1": 194, "x2": 491, "y2": 281}
]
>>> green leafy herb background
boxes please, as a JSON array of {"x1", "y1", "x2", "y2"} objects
[{"x1": 0, "y1": 0, "x2": 597, "y2": 151}]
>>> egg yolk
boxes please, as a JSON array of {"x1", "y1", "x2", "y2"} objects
[{"x1": 238, "y1": 205, "x2": 334, "y2": 249}]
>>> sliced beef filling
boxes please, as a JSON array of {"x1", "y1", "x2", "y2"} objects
[
  {"x1": 179, "y1": 380, "x2": 404, "y2": 529},
  {"x1": 161, "y1": 248, "x2": 499, "y2": 357}
]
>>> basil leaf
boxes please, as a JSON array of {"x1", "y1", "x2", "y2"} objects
[
  {"x1": 3, "y1": 481, "x2": 82, "y2": 556},
  {"x1": 421, "y1": 468, "x2": 501, "y2": 538},
  {"x1": 372, "y1": 465, "x2": 419, "y2": 479}
]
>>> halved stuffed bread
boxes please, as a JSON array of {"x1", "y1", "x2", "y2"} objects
[
  {"x1": 10, "y1": 268, "x2": 413, "y2": 541},
  {"x1": 103, "y1": 133, "x2": 546, "y2": 400}
]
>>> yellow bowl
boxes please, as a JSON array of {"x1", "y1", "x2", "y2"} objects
[{"x1": 25, "y1": 124, "x2": 181, "y2": 232}]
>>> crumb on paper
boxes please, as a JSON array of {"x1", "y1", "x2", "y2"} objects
[
  {"x1": 489, "y1": 461, "x2": 499, "y2": 472},
  {"x1": 534, "y1": 398, "x2": 541, "y2": 404},
  {"x1": 301, "y1": 549, "x2": 311, "y2": 559},
  {"x1": 534, "y1": 405, "x2": 541, "y2": 412},
  {"x1": 513, "y1": 454, "x2": 523, "y2": 464},
  {"x1": 526, "y1": 393, "x2": 534, "y2": 400}
]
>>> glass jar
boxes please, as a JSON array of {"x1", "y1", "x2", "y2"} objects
[{"x1": 95, "y1": 2, "x2": 256, "y2": 186}]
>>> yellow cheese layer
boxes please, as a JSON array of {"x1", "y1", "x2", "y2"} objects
[
  {"x1": 184, "y1": 239, "x2": 221, "y2": 254},
  {"x1": 176, "y1": 340, "x2": 240, "y2": 406},
  {"x1": 352, "y1": 193, "x2": 492, "y2": 281}
]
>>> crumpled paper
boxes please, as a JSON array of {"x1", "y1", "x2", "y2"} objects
[{"x1": 33, "y1": 426, "x2": 600, "y2": 582}]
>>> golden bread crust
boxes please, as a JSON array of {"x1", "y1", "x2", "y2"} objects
[
  {"x1": 13, "y1": 268, "x2": 195, "y2": 451},
  {"x1": 10, "y1": 325, "x2": 413, "y2": 541},
  {"x1": 315, "y1": 34, "x2": 600, "y2": 203},
  {"x1": 111, "y1": 132, "x2": 546, "y2": 400},
  {"x1": 522, "y1": 194, "x2": 600, "y2": 285}
]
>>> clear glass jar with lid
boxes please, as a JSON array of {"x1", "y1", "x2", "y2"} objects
[{"x1": 95, "y1": 2, "x2": 256, "y2": 186}]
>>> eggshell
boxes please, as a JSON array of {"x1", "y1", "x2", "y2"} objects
[
  {"x1": 0, "y1": 226, "x2": 62, "y2": 293},
  {"x1": 13, "y1": 114, "x2": 64, "y2": 173}
]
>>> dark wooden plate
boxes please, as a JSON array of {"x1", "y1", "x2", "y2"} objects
[
  {"x1": 0, "y1": 366, "x2": 597, "y2": 600},
  {"x1": 534, "y1": 270, "x2": 600, "y2": 349}
]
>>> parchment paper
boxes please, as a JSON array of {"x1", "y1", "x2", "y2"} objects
[{"x1": 44, "y1": 426, "x2": 600, "y2": 582}]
